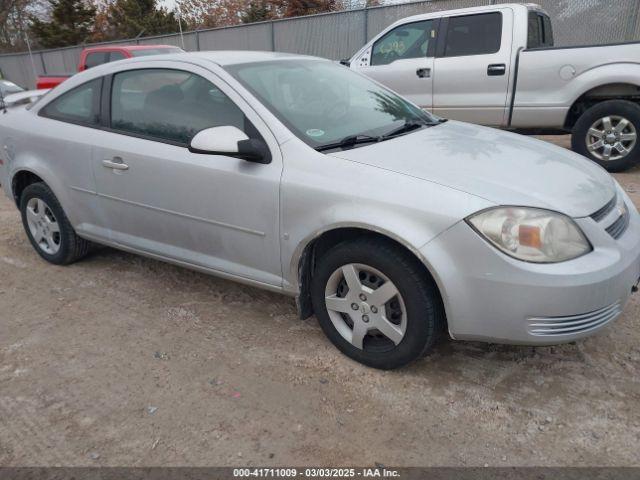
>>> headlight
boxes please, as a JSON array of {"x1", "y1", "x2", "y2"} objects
[{"x1": 467, "y1": 207, "x2": 591, "y2": 263}]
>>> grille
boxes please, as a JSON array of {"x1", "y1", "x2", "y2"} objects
[
  {"x1": 590, "y1": 195, "x2": 617, "y2": 222},
  {"x1": 527, "y1": 301, "x2": 622, "y2": 337},
  {"x1": 605, "y1": 203, "x2": 630, "y2": 239}
]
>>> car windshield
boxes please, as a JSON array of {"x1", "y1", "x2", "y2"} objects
[
  {"x1": 225, "y1": 59, "x2": 438, "y2": 150},
  {"x1": 0, "y1": 80, "x2": 24, "y2": 95},
  {"x1": 131, "y1": 48, "x2": 184, "y2": 57}
]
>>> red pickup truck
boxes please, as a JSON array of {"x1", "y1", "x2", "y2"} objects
[{"x1": 36, "y1": 45, "x2": 183, "y2": 89}]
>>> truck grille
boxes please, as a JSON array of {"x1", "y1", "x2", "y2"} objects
[{"x1": 527, "y1": 301, "x2": 622, "y2": 337}]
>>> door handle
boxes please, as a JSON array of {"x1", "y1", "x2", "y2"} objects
[
  {"x1": 102, "y1": 157, "x2": 129, "y2": 171},
  {"x1": 416, "y1": 68, "x2": 431, "y2": 78},
  {"x1": 487, "y1": 64, "x2": 506, "y2": 76}
]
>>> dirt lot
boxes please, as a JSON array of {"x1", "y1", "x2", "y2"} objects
[{"x1": 1, "y1": 135, "x2": 639, "y2": 467}]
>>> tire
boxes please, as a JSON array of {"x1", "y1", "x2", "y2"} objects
[
  {"x1": 20, "y1": 182, "x2": 91, "y2": 265},
  {"x1": 572, "y1": 100, "x2": 640, "y2": 172},
  {"x1": 311, "y1": 237, "x2": 444, "y2": 370}
]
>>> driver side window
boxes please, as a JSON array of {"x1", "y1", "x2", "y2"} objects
[
  {"x1": 110, "y1": 68, "x2": 248, "y2": 145},
  {"x1": 371, "y1": 20, "x2": 434, "y2": 66}
]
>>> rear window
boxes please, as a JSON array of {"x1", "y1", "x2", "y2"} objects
[
  {"x1": 528, "y1": 12, "x2": 554, "y2": 48},
  {"x1": 85, "y1": 51, "x2": 110, "y2": 69},
  {"x1": 443, "y1": 12, "x2": 502, "y2": 57},
  {"x1": 109, "y1": 51, "x2": 127, "y2": 61},
  {"x1": 130, "y1": 48, "x2": 184, "y2": 57}
]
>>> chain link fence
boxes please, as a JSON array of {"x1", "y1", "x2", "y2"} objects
[{"x1": 1, "y1": 0, "x2": 639, "y2": 89}]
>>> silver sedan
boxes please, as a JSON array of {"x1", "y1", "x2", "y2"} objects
[{"x1": 1, "y1": 51, "x2": 639, "y2": 369}]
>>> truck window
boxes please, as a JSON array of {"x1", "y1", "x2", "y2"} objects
[
  {"x1": 442, "y1": 12, "x2": 502, "y2": 57},
  {"x1": 109, "y1": 51, "x2": 127, "y2": 62},
  {"x1": 371, "y1": 20, "x2": 435, "y2": 66},
  {"x1": 130, "y1": 48, "x2": 184, "y2": 57},
  {"x1": 528, "y1": 12, "x2": 554, "y2": 48},
  {"x1": 542, "y1": 15, "x2": 554, "y2": 47},
  {"x1": 85, "y1": 52, "x2": 110, "y2": 69}
]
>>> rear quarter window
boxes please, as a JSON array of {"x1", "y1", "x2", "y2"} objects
[{"x1": 39, "y1": 78, "x2": 102, "y2": 126}]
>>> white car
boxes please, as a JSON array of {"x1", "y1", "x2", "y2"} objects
[{"x1": 1, "y1": 51, "x2": 639, "y2": 369}]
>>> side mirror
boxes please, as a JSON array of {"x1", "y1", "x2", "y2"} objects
[
  {"x1": 189, "y1": 126, "x2": 271, "y2": 164},
  {"x1": 339, "y1": 59, "x2": 351, "y2": 67}
]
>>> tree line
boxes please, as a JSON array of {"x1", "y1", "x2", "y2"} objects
[{"x1": 1, "y1": 0, "x2": 380, "y2": 52}]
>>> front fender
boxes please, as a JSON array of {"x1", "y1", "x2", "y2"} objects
[
  {"x1": 279, "y1": 141, "x2": 494, "y2": 293},
  {"x1": 286, "y1": 217, "x2": 440, "y2": 294}
]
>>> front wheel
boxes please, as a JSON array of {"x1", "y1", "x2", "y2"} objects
[
  {"x1": 572, "y1": 100, "x2": 640, "y2": 172},
  {"x1": 311, "y1": 237, "x2": 444, "y2": 370}
]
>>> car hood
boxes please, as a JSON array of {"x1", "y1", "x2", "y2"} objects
[{"x1": 329, "y1": 121, "x2": 615, "y2": 218}]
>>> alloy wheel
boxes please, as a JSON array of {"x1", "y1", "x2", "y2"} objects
[{"x1": 586, "y1": 115, "x2": 637, "y2": 161}]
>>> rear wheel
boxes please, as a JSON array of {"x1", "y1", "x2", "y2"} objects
[
  {"x1": 311, "y1": 237, "x2": 444, "y2": 370},
  {"x1": 20, "y1": 182, "x2": 91, "y2": 265},
  {"x1": 572, "y1": 100, "x2": 640, "y2": 172}
]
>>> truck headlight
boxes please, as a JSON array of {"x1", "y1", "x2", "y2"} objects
[{"x1": 467, "y1": 207, "x2": 592, "y2": 263}]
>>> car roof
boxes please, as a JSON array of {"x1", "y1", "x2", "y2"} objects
[
  {"x1": 86, "y1": 44, "x2": 181, "y2": 52},
  {"x1": 382, "y1": 2, "x2": 541, "y2": 25},
  {"x1": 127, "y1": 50, "x2": 322, "y2": 67}
]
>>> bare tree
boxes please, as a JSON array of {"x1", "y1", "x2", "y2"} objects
[
  {"x1": 0, "y1": 0, "x2": 45, "y2": 52},
  {"x1": 175, "y1": 0, "x2": 247, "y2": 29}
]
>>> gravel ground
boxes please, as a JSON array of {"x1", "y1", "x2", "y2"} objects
[{"x1": 0, "y1": 135, "x2": 639, "y2": 467}]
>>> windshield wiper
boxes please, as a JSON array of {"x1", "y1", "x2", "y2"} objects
[
  {"x1": 315, "y1": 134, "x2": 381, "y2": 152},
  {"x1": 380, "y1": 120, "x2": 435, "y2": 140}
]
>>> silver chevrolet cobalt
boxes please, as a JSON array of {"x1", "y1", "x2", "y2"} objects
[{"x1": 1, "y1": 52, "x2": 639, "y2": 369}]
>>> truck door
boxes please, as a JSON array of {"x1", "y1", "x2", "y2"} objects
[
  {"x1": 353, "y1": 19, "x2": 438, "y2": 110},
  {"x1": 432, "y1": 9, "x2": 513, "y2": 126}
]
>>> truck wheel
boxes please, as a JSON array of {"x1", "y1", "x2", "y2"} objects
[
  {"x1": 310, "y1": 237, "x2": 444, "y2": 370},
  {"x1": 572, "y1": 100, "x2": 640, "y2": 172}
]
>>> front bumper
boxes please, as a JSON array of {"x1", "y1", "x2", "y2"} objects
[{"x1": 420, "y1": 190, "x2": 640, "y2": 345}]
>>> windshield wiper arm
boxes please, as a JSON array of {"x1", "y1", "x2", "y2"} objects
[
  {"x1": 381, "y1": 120, "x2": 434, "y2": 140},
  {"x1": 315, "y1": 134, "x2": 381, "y2": 152}
]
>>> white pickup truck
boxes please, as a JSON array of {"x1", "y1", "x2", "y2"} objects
[{"x1": 347, "y1": 3, "x2": 640, "y2": 172}]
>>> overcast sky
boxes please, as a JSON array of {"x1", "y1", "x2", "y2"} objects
[{"x1": 159, "y1": 0, "x2": 176, "y2": 10}]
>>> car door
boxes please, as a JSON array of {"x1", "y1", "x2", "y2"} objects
[
  {"x1": 353, "y1": 19, "x2": 438, "y2": 109},
  {"x1": 35, "y1": 77, "x2": 112, "y2": 240},
  {"x1": 432, "y1": 9, "x2": 513, "y2": 126},
  {"x1": 92, "y1": 63, "x2": 283, "y2": 287}
]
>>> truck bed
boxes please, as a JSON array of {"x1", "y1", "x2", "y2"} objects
[
  {"x1": 511, "y1": 41, "x2": 640, "y2": 129},
  {"x1": 36, "y1": 73, "x2": 73, "y2": 90}
]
